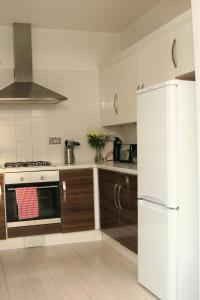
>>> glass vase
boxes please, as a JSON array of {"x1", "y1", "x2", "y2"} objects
[{"x1": 95, "y1": 147, "x2": 103, "y2": 164}]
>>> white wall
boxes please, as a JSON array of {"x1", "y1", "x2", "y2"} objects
[
  {"x1": 120, "y1": 0, "x2": 191, "y2": 50},
  {"x1": 0, "y1": 26, "x2": 121, "y2": 164},
  {"x1": 32, "y1": 28, "x2": 120, "y2": 71}
]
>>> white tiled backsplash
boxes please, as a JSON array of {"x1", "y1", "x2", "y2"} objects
[
  {"x1": 0, "y1": 69, "x2": 123, "y2": 164},
  {"x1": 121, "y1": 124, "x2": 137, "y2": 144},
  {"x1": 0, "y1": 26, "x2": 138, "y2": 164}
]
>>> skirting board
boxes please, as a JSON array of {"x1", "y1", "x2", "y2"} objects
[
  {"x1": 102, "y1": 233, "x2": 138, "y2": 265},
  {"x1": 0, "y1": 230, "x2": 103, "y2": 251}
]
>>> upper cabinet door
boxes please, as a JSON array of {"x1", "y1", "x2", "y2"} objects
[
  {"x1": 173, "y1": 21, "x2": 195, "y2": 77},
  {"x1": 100, "y1": 63, "x2": 120, "y2": 126},
  {"x1": 100, "y1": 52, "x2": 139, "y2": 126},
  {"x1": 139, "y1": 32, "x2": 174, "y2": 88},
  {"x1": 116, "y1": 52, "x2": 140, "y2": 124}
]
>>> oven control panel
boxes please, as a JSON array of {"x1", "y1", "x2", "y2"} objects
[{"x1": 5, "y1": 170, "x2": 59, "y2": 185}]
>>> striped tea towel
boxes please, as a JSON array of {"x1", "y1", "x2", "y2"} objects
[{"x1": 15, "y1": 187, "x2": 39, "y2": 220}]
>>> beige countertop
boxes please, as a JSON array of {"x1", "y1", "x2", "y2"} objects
[
  {"x1": 96, "y1": 161, "x2": 137, "y2": 175},
  {"x1": 0, "y1": 161, "x2": 137, "y2": 175}
]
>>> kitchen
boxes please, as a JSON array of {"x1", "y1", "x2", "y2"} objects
[{"x1": 0, "y1": 0, "x2": 199, "y2": 299}]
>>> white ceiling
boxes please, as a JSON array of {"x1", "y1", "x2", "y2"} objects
[{"x1": 0, "y1": 0, "x2": 162, "y2": 33}]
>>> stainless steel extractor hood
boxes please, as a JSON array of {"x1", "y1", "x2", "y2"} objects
[{"x1": 0, "y1": 23, "x2": 67, "y2": 104}]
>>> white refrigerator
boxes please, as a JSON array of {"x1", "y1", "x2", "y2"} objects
[{"x1": 137, "y1": 80, "x2": 198, "y2": 300}]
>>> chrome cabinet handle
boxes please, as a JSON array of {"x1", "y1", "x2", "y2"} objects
[
  {"x1": 0, "y1": 185, "x2": 2, "y2": 204},
  {"x1": 118, "y1": 185, "x2": 122, "y2": 210},
  {"x1": 114, "y1": 183, "x2": 118, "y2": 208},
  {"x1": 113, "y1": 94, "x2": 119, "y2": 115},
  {"x1": 41, "y1": 176, "x2": 45, "y2": 180},
  {"x1": 141, "y1": 84, "x2": 144, "y2": 89},
  {"x1": 62, "y1": 181, "x2": 67, "y2": 203},
  {"x1": 136, "y1": 85, "x2": 140, "y2": 90},
  {"x1": 172, "y1": 39, "x2": 177, "y2": 69}
]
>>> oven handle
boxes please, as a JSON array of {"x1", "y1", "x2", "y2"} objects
[
  {"x1": 7, "y1": 185, "x2": 59, "y2": 191},
  {"x1": 62, "y1": 181, "x2": 67, "y2": 203},
  {"x1": 0, "y1": 185, "x2": 2, "y2": 203}
]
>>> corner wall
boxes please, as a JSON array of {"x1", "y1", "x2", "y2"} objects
[{"x1": 120, "y1": 0, "x2": 191, "y2": 50}]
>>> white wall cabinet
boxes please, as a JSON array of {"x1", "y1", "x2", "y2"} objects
[
  {"x1": 172, "y1": 21, "x2": 194, "y2": 77},
  {"x1": 139, "y1": 21, "x2": 194, "y2": 88},
  {"x1": 100, "y1": 52, "x2": 139, "y2": 126},
  {"x1": 100, "y1": 17, "x2": 195, "y2": 127},
  {"x1": 100, "y1": 63, "x2": 119, "y2": 126},
  {"x1": 139, "y1": 32, "x2": 174, "y2": 88}
]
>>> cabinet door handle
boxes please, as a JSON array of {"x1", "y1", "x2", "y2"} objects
[
  {"x1": 62, "y1": 181, "x2": 67, "y2": 203},
  {"x1": 136, "y1": 85, "x2": 140, "y2": 90},
  {"x1": 171, "y1": 39, "x2": 177, "y2": 69},
  {"x1": 114, "y1": 183, "x2": 118, "y2": 208},
  {"x1": 114, "y1": 94, "x2": 119, "y2": 115},
  {"x1": 118, "y1": 185, "x2": 122, "y2": 210},
  {"x1": 0, "y1": 185, "x2": 2, "y2": 204}
]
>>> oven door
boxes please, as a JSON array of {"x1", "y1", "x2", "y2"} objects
[{"x1": 6, "y1": 181, "x2": 61, "y2": 227}]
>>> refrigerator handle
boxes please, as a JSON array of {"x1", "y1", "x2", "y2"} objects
[
  {"x1": 138, "y1": 199, "x2": 167, "y2": 213},
  {"x1": 138, "y1": 195, "x2": 166, "y2": 206}
]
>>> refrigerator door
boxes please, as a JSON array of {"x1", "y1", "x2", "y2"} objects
[
  {"x1": 137, "y1": 83, "x2": 179, "y2": 208},
  {"x1": 138, "y1": 200, "x2": 178, "y2": 300}
]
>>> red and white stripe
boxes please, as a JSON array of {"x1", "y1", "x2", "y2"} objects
[{"x1": 15, "y1": 187, "x2": 39, "y2": 220}]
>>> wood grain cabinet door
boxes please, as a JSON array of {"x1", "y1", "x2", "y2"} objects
[
  {"x1": 118, "y1": 174, "x2": 138, "y2": 253},
  {"x1": 99, "y1": 170, "x2": 120, "y2": 240},
  {"x1": 59, "y1": 169, "x2": 95, "y2": 233},
  {"x1": 0, "y1": 174, "x2": 6, "y2": 239}
]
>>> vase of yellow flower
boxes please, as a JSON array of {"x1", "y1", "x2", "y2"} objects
[{"x1": 87, "y1": 132, "x2": 108, "y2": 163}]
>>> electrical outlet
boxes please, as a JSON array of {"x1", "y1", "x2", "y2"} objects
[{"x1": 49, "y1": 137, "x2": 61, "y2": 144}]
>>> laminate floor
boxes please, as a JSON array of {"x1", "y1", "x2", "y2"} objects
[{"x1": 0, "y1": 241, "x2": 156, "y2": 300}]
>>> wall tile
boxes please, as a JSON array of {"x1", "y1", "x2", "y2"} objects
[{"x1": 0, "y1": 70, "x2": 124, "y2": 165}]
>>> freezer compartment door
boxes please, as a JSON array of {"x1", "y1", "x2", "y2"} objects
[
  {"x1": 137, "y1": 84, "x2": 179, "y2": 208},
  {"x1": 138, "y1": 200, "x2": 178, "y2": 300}
]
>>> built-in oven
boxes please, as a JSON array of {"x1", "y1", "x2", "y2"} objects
[{"x1": 5, "y1": 170, "x2": 61, "y2": 228}]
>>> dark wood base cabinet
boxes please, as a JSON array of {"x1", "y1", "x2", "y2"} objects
[
  {"x1": 7, "y1": 223, "x2": 61, "y2": 238},
  {"x1": 99, "y1": 170, "x2": 138, "y2": 254},
  {"x1": 0, "y1": 174, "x2": 6, "y2": 240},
  {"x1": 60, "y1": 169, "x2": 95, "y2": 233}
]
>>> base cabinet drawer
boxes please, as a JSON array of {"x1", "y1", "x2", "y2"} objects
[
  {"x1": 7, "y1": 223, "x2": 61, "y2": 238},
  {"x1": 99, "y1": 170, "x2": 138, "y2": 253},
  {"x1": 60, "y1": 169, "x2": 95, "y2": 233}
]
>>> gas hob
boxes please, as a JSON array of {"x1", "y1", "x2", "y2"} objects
[{"x1": 4, "y1": 161, "x2": 52, "y2": 168}]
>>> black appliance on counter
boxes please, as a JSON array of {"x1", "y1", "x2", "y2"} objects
[
  {"x1": 113, "y1": 137, "x2": 122, "y2": 161},
  {"x1": 113, "y1": 137, "x2": 137, "y2": 163}
]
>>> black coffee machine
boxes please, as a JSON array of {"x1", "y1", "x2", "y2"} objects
[
  {"x1": 113, "y1": 137, "x2": 137, "y2": 163},
  {"x1": 113, "y1": 137, "x2": 122, "y2": 161}
]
